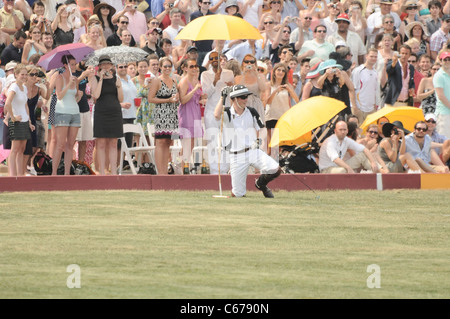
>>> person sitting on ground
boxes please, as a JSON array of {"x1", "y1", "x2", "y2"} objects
[
  {"x1": 404, "y1": 120, "x2": 449, "y2": 173},
  {"x1": 378, "y1": 122, "x2": 422, "y2": 173},
  {"x1": 318, "y1": 120, "x2": 379, "y2": 174},
  {"x1": 425, "y1": 113, "x2": 450, "y2": 164}
]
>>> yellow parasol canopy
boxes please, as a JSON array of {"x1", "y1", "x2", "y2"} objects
[
  {"x1": 360, "y1": 106, "x2": 425, "y2": 133},
  {"x1": 269, "y1": 96, "x2": 347, "y2": 148},
  {"x1": 175, "y1": 14, "x2": 263, "y2": 41}
]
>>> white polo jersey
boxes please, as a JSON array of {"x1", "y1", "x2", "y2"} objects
[
  {"x1": 352, "y1": 64, "x2": 378, "y2": 112},
  {"x1": 222, "y1": 106, "x2": 260, "y2": 153}
]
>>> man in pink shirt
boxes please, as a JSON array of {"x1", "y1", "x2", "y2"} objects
[{"x1": 112, "y1": 0, "x2": 147, "y2": 43}]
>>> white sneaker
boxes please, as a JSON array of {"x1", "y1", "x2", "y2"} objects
[
  {"x1": 28, "y1": 167, "x2": 37, "y2": 176},
  {"x1": 408, "y1": 170, "x2": 421, "y2": 174}
]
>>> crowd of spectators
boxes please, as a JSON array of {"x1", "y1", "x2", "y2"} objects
[{"x1": 0, "y1": 0, "x2": 449, "y2": 177}]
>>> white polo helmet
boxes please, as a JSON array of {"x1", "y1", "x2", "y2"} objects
[{"x1": 229, "y1": 84, "x2": 252, "y2": 99}]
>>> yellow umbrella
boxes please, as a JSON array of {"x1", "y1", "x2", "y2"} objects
[
  {"x1": 360, "y1": 106, "x2": 425, "y2": 133},
  {"x1": 269, "y1": 96, "x2": 347, "y2": 148},
  {"x1": 175, "y1": 14, "x2": 263, "y2": 41}
]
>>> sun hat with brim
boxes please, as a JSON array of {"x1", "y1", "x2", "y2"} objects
[
  {"x1": 93, "y1": 3, "x2": 116, "y2": 16},
  {"x1": 225, "y1": 0, "x2": 239, "y2": 12},
  {"x1": 401, "y1": 0, "x2": 421, "y2": 12},
  {"x1": 392, "y1": 120, "x2": 411, "y2": 135},
  {"x1": 382, "y1": 123, "x2": 396, "y2": 138},
  {"x1": 98, "y1": 54, "x2": 113, "y2": 65},
  {"x1": 318, "y1": 59, "x2": 343, "y2": 75},
  {"x1": 5, "y1": 61, "x2": 17, "y2": 71},
  {"x1": 229, "y1": 84, "x2": 253, "y2": 99},
  {"x1": 306, "y1": 60, "x2": 322, "y2": 79},
  {"x1": 405, "y1": 21, "x2": 429, "y2": 39}
]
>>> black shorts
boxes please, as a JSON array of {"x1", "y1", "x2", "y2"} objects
[{"x1": 266, "y1": 120, "x2": 278, "y2": 129}]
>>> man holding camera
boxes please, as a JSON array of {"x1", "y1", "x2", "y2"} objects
[
  {"x1": 214, "y1": 85, "x2": 281, "y2": 198},
  {"x1": 269, "y1": 16, "x2": 302, "y2": 65},
  {"x1": 112, "y1": 0, "x2": 147, "y2": 43}
]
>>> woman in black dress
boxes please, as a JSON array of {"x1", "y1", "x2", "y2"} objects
[{"x1": 90, "y1": 55, "x2": 124, "y2": 175}]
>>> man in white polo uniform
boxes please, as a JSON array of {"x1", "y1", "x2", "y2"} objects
[{"x1": 214, "y1": 85, "x2": 281, "y2": 198}]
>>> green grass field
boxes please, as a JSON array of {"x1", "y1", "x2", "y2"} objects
[{"x1": 0, "y1": 189, "x2": 449, "y2": 299}]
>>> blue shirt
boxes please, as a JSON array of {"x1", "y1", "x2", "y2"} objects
[
  {"x1": 151, "y1": 0, "x2": 165, "y2": 17},
  {"x1": 405, "y1": 134, "x2": 432, "y2": 164},
  {"x1": 433, "y1": 69, "x2": 450, "y2": 115}
]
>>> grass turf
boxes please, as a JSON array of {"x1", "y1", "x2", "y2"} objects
[{"x1": 0, "y1": 189, "x2": 449, "y2": 299}]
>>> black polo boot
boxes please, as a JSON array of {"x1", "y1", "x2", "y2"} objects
[{"x1": 255, "y1": 167, "x2": 281, "y2": 198}]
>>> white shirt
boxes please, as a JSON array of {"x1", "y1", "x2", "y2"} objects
[
  {"x1": 163, "y1": 25, "x2": 183, "y2": 47},
  {"x1": 352, "y1": 64, "x2": 379, "y2": 112},
  {"x1": 223, "y1": 106, "x2": 260, "y2": 153},
  {"x1": 8, "y1": 83, "x2": 29, "y2": 123},
  {"x1": 327, "y1": 30, "x2": 367, "y2": 65},
  {"x1": 237, "y1": 0, "x2": 262, "y2": 28},
  {"x1": 200, "y1": 68, "x2": 234, "y2": 115},
  {"x1": 225, "y1": 40, "x2": 263, "y2": 64},
  {"x1": 318, "y1": 134, "x2": 365, "y2": 171},
  {"x1": 120, "y1": 75, "x2": 138, "y2": 119}
]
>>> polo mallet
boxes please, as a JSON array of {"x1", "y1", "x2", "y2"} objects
[{"x1": 212, "y1": 84, "x2": 229, "y2": 199}]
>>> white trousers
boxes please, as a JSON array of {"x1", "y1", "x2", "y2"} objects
[
  {"x1": 204, "y1": 111, "x2": 230, "y2": 174},
  {"x1": 230, "y1": 148, "x2": 279, "y2": 197}
]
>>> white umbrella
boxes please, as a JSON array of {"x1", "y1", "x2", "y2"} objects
[{"x1": 84, "y1": 46, "x2": 149, "y2": 66}]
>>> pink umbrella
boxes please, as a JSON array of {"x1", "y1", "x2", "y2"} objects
[{"x1": 37, "y1": 43, "x2": 94, "y2": 71}]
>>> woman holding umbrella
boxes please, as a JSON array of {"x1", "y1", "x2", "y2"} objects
[
  {"x1": 51, "y1": 55, "x2": 82, "y2": 176},
  {"x1": 90, "y1": 55, "x2": 124, "y2": 175}
]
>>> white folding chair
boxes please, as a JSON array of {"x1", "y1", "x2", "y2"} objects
[
  {"x1": 191, "y1": 137, "x2": 207, "y2": 166},
  {"x1": 119, "y1": 123, "x2": 157, "y2": 175}
]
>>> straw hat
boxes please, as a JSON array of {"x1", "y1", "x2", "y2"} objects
[
  {"x1": 405, "y1": 21, "x2": 429, "y2": 39},
  {"x1": 93, "y1": 3, "x2": 116, "y2": 16},
  {"x1": 401, "y1": 0, "x2": 421, "y2": 12}
]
